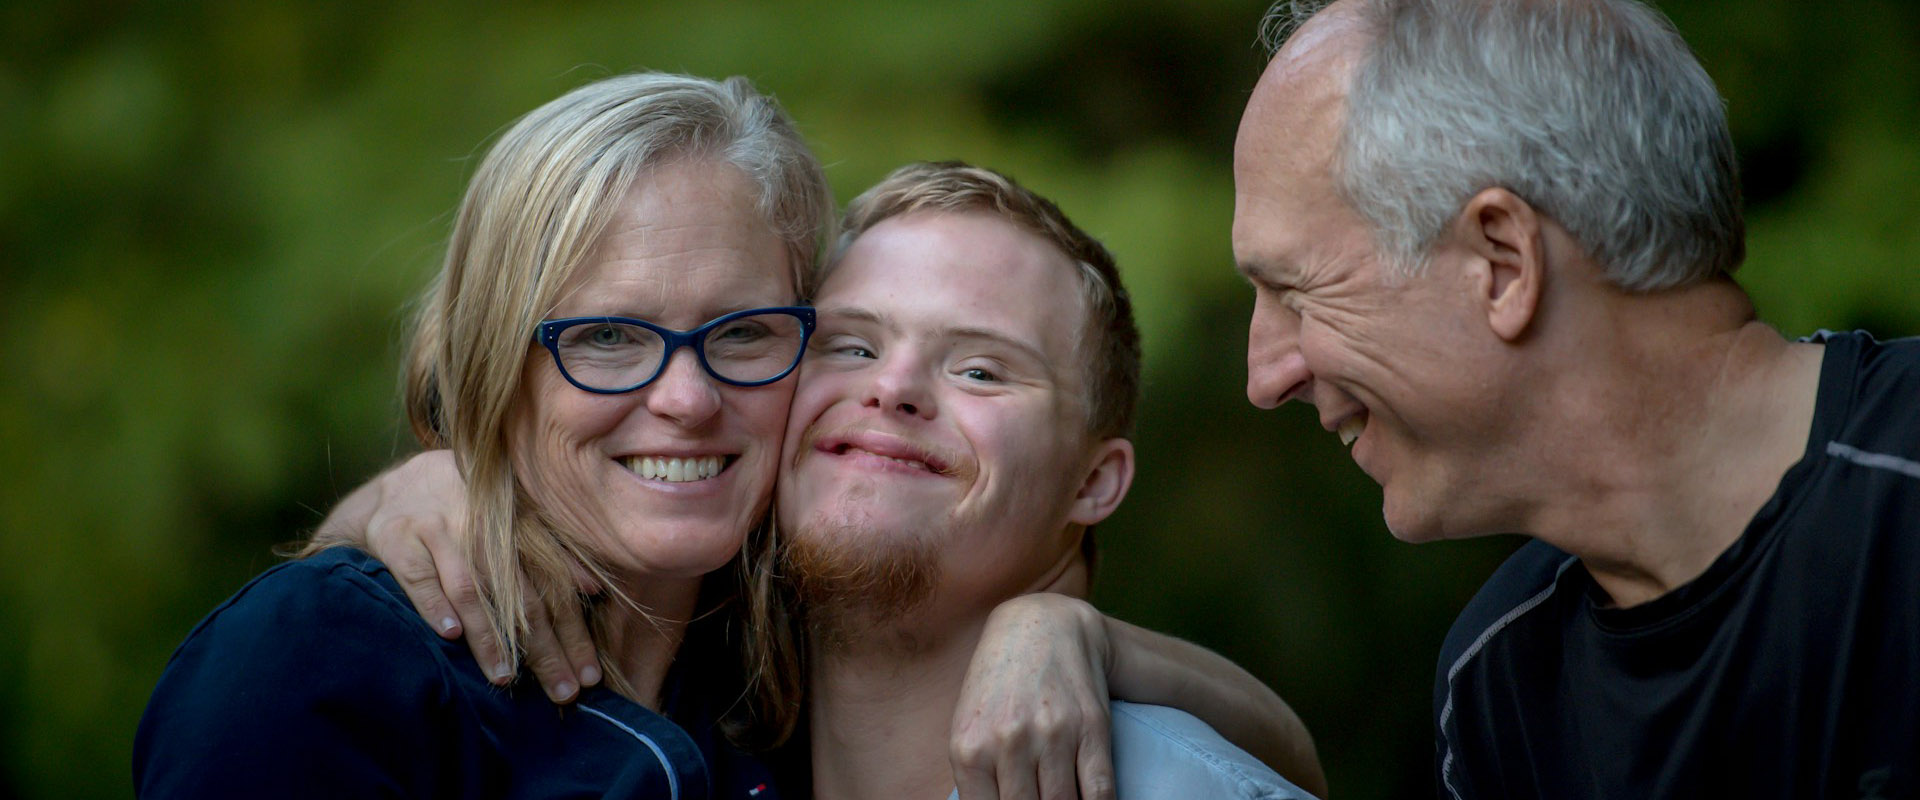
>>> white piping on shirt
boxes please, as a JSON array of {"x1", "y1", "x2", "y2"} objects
[
  {"x1": 1435, "y1": 440, "x2": 1913, "y2": 797},
  {"x1": 580, "y1": 704, "x2": 679, "y2": 800},
  {"x1": 1827, "y1": 441, "x2": 1920, "y2": 480},
  {"x1": 1438, "y1": 555, "x2": 1580, "y2": 800}
]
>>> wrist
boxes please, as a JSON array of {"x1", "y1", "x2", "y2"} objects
[{"x1": 1086, "y1": 602, "x2": 1116, "y2": 685}]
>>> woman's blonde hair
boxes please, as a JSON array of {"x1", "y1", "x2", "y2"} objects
[{"x1": 404, "y1": 72, "x2": 827, "y2": 746}]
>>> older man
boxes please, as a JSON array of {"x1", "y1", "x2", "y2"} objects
[{"x1": 1235, "y1": 0, "x2": 1919, "y2": 796}]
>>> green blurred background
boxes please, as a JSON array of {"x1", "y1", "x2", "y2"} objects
[{"x1": 4, "y1": 0, "x2": 1917, "y2": 796}]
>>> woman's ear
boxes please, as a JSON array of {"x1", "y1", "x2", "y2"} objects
[{"x1": 1068, "y1": 438, "x2": 1135, "y2": 527}]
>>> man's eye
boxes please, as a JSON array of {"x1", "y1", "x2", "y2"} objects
[
  {"x1": 961, "y1": 367, "x2": 999, "y2": 382},
  {"x1": 812, "y1": 334, "x2": 875, "y2": 359}
]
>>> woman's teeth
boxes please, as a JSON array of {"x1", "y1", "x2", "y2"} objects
[{"x1": 624, "y1": 455, "x2": 726, "y2": 482}]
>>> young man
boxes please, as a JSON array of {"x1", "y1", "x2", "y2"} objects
[
  {"x1": 1235, "y1": 0, "x2": 1919, "y2": 796},
  {"x1": 783, "y1": 163, "x2": 1313, "y2": 799}
]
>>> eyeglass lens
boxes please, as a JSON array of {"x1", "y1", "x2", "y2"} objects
[{"x1": 553, "y1": 312, "x2": 806, "y2": 389}]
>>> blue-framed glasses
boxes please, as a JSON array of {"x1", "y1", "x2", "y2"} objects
[{"x1": 533, "y1": 306, "x2": 816, "y2": 394}]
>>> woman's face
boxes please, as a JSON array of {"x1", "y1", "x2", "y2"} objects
[{"x1": 509, "y1": 159, "x2": 797, "y2": 582}]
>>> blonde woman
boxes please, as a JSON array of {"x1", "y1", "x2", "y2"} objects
[{"x1": 136, "y1": 72, "x2": 829, "y2": 798}]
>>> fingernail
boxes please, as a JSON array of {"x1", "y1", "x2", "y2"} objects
[
  {"x1": 552, "y1": 681, "x2": 577, "y2": 701},
  {"x1": 579, "y1": 664, "x2": 601, "y2": 686},
  {"x1": 440, "y1": 617, "x2": 459, "y2": 634},
  {"x1": 490, "y1": 662, "x2": 513, "y2": 683}
]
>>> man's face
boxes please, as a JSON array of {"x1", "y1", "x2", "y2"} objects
[
  {"x1": 777, "y1": 210, "x2": 1104, "y2": 624},
  {"x1": 1231, "y1": 8, "x2": 1501, "y2": 541}
]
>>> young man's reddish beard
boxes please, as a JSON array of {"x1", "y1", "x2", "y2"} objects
[{"x1": 782, "y1": 512, "x2": 939, "y2": 656}]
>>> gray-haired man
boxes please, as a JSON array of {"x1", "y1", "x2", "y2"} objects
[{"x1": 1233, "y1": 0, "x2": 1919, "y2": 796}]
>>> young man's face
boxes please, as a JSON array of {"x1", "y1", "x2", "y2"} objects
[{"x1": 776, "y1": 209, "x2": 1117, "y2": 627}]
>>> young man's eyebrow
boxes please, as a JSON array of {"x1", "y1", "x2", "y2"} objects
[
  {"x1": 941, "y1": 325, "x2": 1050, "y2": 366},
  {"x1": 817, "y1": 305, "x2": 890, "y2": 328},
  {"x1": 818, "y1": 306, "x2": 1052, "y2": 368}
]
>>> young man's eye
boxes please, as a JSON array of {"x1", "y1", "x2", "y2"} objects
[
  {"x1": 960, "y1": 367, "x2": 999, "y2": 382},
  {"x1": 813, "y1": 334, "x2": 876, "y2": 359}
]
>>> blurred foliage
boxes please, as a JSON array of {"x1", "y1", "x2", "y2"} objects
[{"x1": 3, "y1": 0, "x2": 1916, "y2": 797}]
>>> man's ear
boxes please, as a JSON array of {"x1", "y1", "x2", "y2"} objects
[
  {"x1": 1068, "y1": 437, "x2": 1135, "y2": 527},
  {"x1": 1455, "y1": 187, "x2": 1544, "y2": 343}
]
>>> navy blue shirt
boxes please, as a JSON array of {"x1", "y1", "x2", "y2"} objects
[
  {"x1": 1434, "y1": 332, "x2": 1920, "y2": 798},
  {"x1": 135, "y1": 547, "x2": 780, "y2": 799}
]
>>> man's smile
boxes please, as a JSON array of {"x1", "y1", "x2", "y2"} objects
[{"x1": 808, "y1": 428, "x2": 959, "y2": 477}]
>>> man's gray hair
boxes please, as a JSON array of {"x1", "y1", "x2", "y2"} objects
[{"x1": 1261, "y1": 0, "x2": 1744, "y2": 291}]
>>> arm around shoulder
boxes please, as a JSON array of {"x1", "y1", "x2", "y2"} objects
[
  {"x1": 1102, "y1": 613, "x2": 1327, "y2": 798},
  {"x1": 956, "y1": 593, "x2": 1326, "y2": 798}
]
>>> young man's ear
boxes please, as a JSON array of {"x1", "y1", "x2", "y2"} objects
[
  {"x1": 1069, "y1": 438, "x2": 1135, "y2": 527},
  {"x1": 1454, "y1": 187, "x2": 1544, "y2": 343}
]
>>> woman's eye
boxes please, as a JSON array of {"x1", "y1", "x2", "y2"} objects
[
  {"x1": 588, "y1": 325, "x2": 626, "y2": 346},
  {"x1": 712, "y1": 320, "x2": 768, "y2": 342},
  {"x1": 961, "y1": 367, "x2": 999, "y2": 382}
]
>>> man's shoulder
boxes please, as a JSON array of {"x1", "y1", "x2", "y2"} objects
[
  {"x1": 1107, "y1": 701, "x2": 1315, "y2": 799},
  {"x1": 1807, "y1": 329, "x2": 1920, "y2": 418},
  {"x1": 1437, "y1": 540, "x2": 1578, "y2": 670},
  {"x1": 1796, "y1": 329, "x2": 1920, "y2": 499}
]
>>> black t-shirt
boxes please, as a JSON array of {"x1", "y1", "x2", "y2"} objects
[{"x1": 1434, "y1": 331, "x2": 1920, "y2": 799}]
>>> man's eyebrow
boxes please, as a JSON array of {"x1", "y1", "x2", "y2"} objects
[
  {"x1": 1235, "y1": 258, "x2": 1292, "y2": 289},
  {"x1": 818, "y1": 305, "x2": 888, "y2": 327},
  {"x1": 943, "y1": 325, "x2": 1051, "y2": 367},
  {"x1": 819, "y1": 305, "x2": 1052, "y2": 368}
]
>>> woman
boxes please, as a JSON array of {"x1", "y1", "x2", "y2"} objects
[{"x1": 136, "y1": 72, "x2": 831, "y2": 797}]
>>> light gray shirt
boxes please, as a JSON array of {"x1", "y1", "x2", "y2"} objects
[{"x1": 950, "y1": 701, "x2": 1315, "y2": 799}]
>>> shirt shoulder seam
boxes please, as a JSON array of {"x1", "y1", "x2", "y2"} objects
[{"x1": 1436, "y1": 554, "x2": 1579, "y2": 800}]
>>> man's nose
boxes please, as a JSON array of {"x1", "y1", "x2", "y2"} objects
[
  {"x1": 864, "y1": 354, "x2": 936, "y2": 420},
  {"x1": 1246, "y1": 301, "x2": 1310, "y2": 409},
  {"x1": 645, "y1": 350, "x2": 723, "y2": 426}
]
